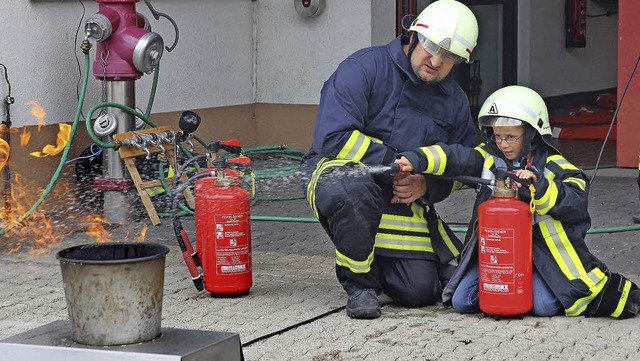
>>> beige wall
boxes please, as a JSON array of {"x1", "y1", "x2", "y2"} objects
[{"x1": 1, "y1": 104, "x2": 316, "y2": 210}]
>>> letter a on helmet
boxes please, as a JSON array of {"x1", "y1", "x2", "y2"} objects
[{"x1": 408, "y1": 0, "x2": 479, "y2": 62}]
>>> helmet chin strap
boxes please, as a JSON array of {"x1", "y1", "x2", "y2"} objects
[{"x1": 407, "y1": 33, "x2": 419, "y2": 58}]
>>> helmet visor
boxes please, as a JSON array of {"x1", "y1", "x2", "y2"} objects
[
  {"x1": 417, "y1": 33, "x2": 465, "y2": 64},
  {"x1": 479, "y1": 116, "x2": 524, "y2": 128}
]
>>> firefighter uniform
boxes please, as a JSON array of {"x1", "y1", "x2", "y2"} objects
[
  {"x1": 401, "y1": 140, "x2": 639, "y2": 318},
  {"x1": 300, "y1": 35, "x2": 477, "y2": 306}
]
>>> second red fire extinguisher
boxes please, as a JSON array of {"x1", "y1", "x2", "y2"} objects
[{"x1": 478, "y1": 173, "x2": 533, "y2": 318}]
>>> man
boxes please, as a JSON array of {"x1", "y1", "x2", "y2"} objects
[{"x1": 300, "y1": 0, "x2": 479, "y2": 319}]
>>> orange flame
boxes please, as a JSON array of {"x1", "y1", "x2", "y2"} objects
[
  {"x1": 30, "y1": 124, "x2": 71, "y2": 157},
  {"x1": 0, "y1": 137, "x2": 8, "y2": 171},
  {"x1": 25, "y1": 100, "x2": 46, "y2": 130},
  {"x1": 1, "y1": 101, "x2": 148, "y2": 255},
  {"x1": 20, "y1": 128, "x2": 31, "y2": 148}
]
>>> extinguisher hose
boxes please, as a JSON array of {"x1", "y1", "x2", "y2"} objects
[
  {"x1": 171, "y1": 171, "x2": 214, "y2": 291},
  {"x1": 172, "y1": 153, "x2": 210, "y2": 187}
]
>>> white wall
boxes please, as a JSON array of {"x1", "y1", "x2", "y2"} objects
[
  {"x1": 0, "y1": 0, "x2": 254, "y2": 128},
  {"x1": 254, "y1": 0, "x2": 380, "y2": 105},
  {"x1": 526, "y1": 0, "x2": 618, "y2": 97}
]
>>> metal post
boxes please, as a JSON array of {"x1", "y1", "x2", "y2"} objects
[{"x1": 103, "y1": 80, "x2": 135, "y2": 224}]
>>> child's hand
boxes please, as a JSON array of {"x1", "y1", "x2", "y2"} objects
[
  {"x1": 394, "y1": 157, "x2": 413, "y2": 173},
  {"x1": 515, "y1": 169, "x2": 537, "y2": 187}
]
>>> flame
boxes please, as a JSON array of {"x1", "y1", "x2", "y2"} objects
[
  {"x1": 0, "y1": 137, "x2": 8, "y2": 171},
  {"x1": 29, "y1": 124, "x2": 71, "y2": 157},
  {"x1": 20, "y1": 128, "x2": 31, "y2": 147},
  {"x1": 1, "y1": 101, "x2": 148, "y2": 255},
  {"x1": 25, "y1": 100, "x2": 46, "y2": 130}
]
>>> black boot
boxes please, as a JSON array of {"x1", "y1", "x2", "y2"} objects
[{"x1": 346, "y1": 289, "x2": 381, "y2": 319}]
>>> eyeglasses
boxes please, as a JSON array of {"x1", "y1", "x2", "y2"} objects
[
  {"x1": 417, "y1": 33, "x2": 465, "y2": 64},
  {"x1": 490, "y1": 134, "x2": 523, "y2": 144}
]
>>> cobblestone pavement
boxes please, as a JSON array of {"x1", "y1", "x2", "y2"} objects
[{"x1": 1, "y1": 166, "x2": 639, "y2": 360}]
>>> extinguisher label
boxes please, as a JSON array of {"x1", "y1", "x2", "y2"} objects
[
  {"x1": 479, "y1": 228, "x2": 515, "y2": 294},
  {"x1": 214, "y1": 213, "x2": 250, "y2": 275}
]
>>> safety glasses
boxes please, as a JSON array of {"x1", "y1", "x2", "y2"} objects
[{"x1": 417, "y1": 33, "x2": 465, "y2": 64}]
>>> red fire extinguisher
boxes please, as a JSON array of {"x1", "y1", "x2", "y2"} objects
[
  {"x1": 478, "y1": 172, "x2": 533, "y2": 318},
  {"x1": 565, "y1": 0, "x2": 587, "y2": 48},
  {"x1": 194, "y1": 161, "x2": 252, "y2": 295},
  {"x1": 172, "y1": 143, "x2": 253, "y2": 296}
]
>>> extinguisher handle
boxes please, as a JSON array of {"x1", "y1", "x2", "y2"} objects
[
  {"x1": 180, "y1": 229, "x2": 200, "y2": 267},
  {"x1": 496, "y1": 168, "x2": 532, "y2": 187},
  {"x1": 181, "y1": 251, "x2": 204, "y2": 291}
]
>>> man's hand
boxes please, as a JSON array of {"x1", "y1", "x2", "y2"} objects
[
  {"x1": 391, "y1": 173, "x2": 427, "y2": 204},
  {"x1": 394, "y1": 156, "x2": 414, "y2": 172}
]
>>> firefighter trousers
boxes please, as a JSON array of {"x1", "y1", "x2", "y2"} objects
[{"x1": 312, "y1": 165, "x2": 441, "y2": 307}]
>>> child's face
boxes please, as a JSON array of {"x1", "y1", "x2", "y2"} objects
[{"x1": 492, "y1": 126, "x2": 525, "y2": 161}]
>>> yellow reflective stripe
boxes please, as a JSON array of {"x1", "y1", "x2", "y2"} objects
[
  {"x1": 548, "y1": 155, "x2": 579, "y2": 171},
  {"x1": 335, "y1": 248, "x2": 375, "y2": 274},
  {"x1": 538, "y1": 216, "x2": 609, "y2": 316},
  {"x1": 376, "y1": 205, "x2": 432, "y2": 252},
  {"x1": 336, "y1": 131, "x2": 371, "y2": 161},
  {"x1": 483, "y1": 154, "x2": 495, "y2": 169},
  {"x1": 375, "y1": 233, "x2": 433, "y2": 252},
  {"x1": 306, "y1": 158, "x2": 354, "y2": 218},
  {"x1": 564, "y1": 177, "x2": 586, "y2": 191},
  {"x1": 534, "y1": 180, "x2": 558, "y2": 214},
  {"x1": 565, "y1": 268, "x2": 608, "y2": 316},
  {"x1": 612, "y1": 279, "x2": 633, "y2": 318},
  {"x1": 538, "y1": 217, "x2": 588, "y2": 280},
  {"x1": 451, "y1": 180, "x2": 463, "y2": 194},
  {"x1": 379, "y1": 204, "x2": 428, "y2": 233},
  {"x1": 438, "y1": 219, "x2": 460, "y2": 257},
  {"x1": 474, "y1": 145, "x2": 487, "y2": 158},
  {"x1": 420, "y1": 145, "x2": 446, "y2": 175}
]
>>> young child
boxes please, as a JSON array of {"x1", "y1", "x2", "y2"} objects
[{"x1": 395, "y1": 85, "x2": 639, "y2": 319}]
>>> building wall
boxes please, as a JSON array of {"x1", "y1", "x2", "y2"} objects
[
  {"x1": 0, "y1": 0, "x2": 624, "y2": 195},
  {"x1": 526, "y1": 0, "x2": 618, "y2": 97}
]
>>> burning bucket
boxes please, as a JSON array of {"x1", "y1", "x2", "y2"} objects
[{"x1": 56, "y1": 242, "x2": 169, "y2": 346}]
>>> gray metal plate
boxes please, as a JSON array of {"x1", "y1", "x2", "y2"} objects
[{"x1": 0, "y1": 320, "x2": 243, "y2": 361}]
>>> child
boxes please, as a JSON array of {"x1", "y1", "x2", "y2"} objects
[{"x1": 395, "y1": 85, "x2": 639, "y2": 319}]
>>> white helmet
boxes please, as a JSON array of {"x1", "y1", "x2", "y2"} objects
[
  {"x1": 478, "y1": 85, "x2": 551, "y2": 136},
  {"x1": 408, "y1": 0, "x2": 478, "y2": 63}
]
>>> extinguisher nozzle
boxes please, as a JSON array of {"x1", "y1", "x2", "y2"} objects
[{"x1": 193, "y1": 276, "x2": 204, "y2": 291}]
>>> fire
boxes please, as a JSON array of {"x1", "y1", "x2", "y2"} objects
[
  {"x1": 1, "y1": 101, "x2": 148, "y2": 255},
  {"x1": 19, "y1": 128, "x2": 31, "y2": 148},
  {"x1": 30, "y1": 123, "x2": 71, "y2": 157},
  {"x1": 2, "y1": 176, "x2": 148, "y2": 254},
  {"x1": 0, "y1": 137, "x2": 8, "y2": 171},
  {"x1": 25, "y1": 100, "x2": 46, "y2": 130}
]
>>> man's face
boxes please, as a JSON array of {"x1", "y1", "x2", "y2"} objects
[{"x1": 409, "y1": 35, "x2": 455, "y2": 84}]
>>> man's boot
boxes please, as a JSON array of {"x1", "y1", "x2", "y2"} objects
[{"x1": 346, "y1": 288, "x2": 381, "y2": 319}]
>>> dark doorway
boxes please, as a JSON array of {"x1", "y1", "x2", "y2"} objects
[
  {"x1": 454, "y1": 0, "x2": 518, "y2": 119},
  {"x1": 396, "y1": 0, "x2": 518, "y2": 119}
]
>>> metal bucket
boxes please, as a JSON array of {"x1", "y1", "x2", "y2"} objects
[{"x1": 56, "y1": 242, "x2": 169, "y2": 346}]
